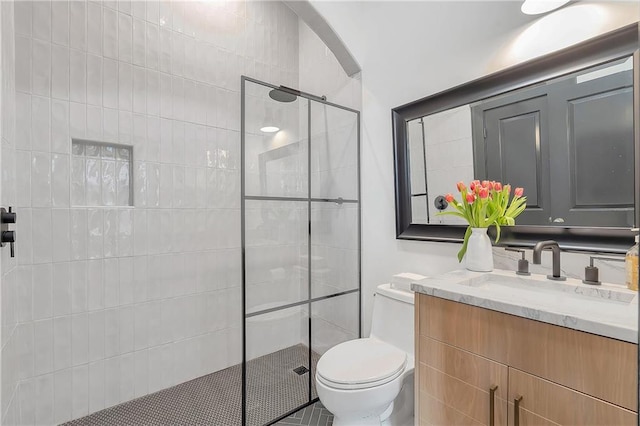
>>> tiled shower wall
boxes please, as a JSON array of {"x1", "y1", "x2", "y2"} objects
[
  {"x1": 6, "y1": 1, "x2": 301, "y2": 424},
  {"x1": 2, "y1": 0, "x2": 20, "y2": 424}
]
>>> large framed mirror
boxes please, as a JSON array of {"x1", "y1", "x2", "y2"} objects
[{"x1": 393, "y1": 24, "x2": 639, "y2": 253}]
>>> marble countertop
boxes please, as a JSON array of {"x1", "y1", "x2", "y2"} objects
[{"x1": 411, "y1": 269, "x2": 638, "y2": 343}]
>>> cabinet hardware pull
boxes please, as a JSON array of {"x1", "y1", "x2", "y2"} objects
[
  {"x1": 514, "y1": 395, "x2": 523, "y2": 426},
  {"x1": 489, "y1": 385, "x2": 498, "y2": 426}
]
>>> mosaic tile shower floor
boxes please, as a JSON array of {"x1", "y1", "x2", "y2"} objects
[{"x1": 62, "y1": 344, "x2": 321, "y2": 426}]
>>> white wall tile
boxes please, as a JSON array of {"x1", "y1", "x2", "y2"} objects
[
  {"x1": 70, "y1": 50, "x2": 87, "y2": 104},
  {"x1": 15, "y1": 1, "x2": 32, "y2": 36},
  {"x1": 51, "y1": 45, "x2": 70, "y2": 101},
  {"x1": 118, "y1": 61, "x2": 133, "y2": 111},
  {"x1": 87, "y1": 2, "x2": 103, "y2": 56},
  {"x1": 103, "y1": 210, "x2": 118, "y2": 257},
  {"x1": 16, "y1": 323, "x2": 34, "y2": 380},
  {"x1": 118, "y1": 12, "x2": 133, "y2": 63},
  {"x1": 16, "y1": 93, "x2": 32, "y2": 150},
  {"x1": 88, "y1": 311, "x2": 105, "y2": 363},
  {"x1": 31, "y1": 208, "x2": 53, "y2": 263},
  {"x1": 86, "y1": 258, "x2": 104, "y2": 310},
  {"x1": 103, "y1": 7, "x2": 118, "y2": 60},
  {"x1": 71, "y1": 313, "x2": 89, "y2": 366},
  {"x1": 71, "y1": 365, "x2": 89, "y2": 419},
  {"x1": 51, "y1": 99, "x2": 70, "y2": 154},
  {"x1": 34, "y1": 373, "x2": 54, "y2": 426},
  {"x1": 88, "y1": 360, "x2": 105, "y2": 413},
  {"x1": 70, "y1": 209, "x2": 88, "y2": 260},
  {"x1": 31, "y1": 96, "x2": 51, "y2": 152},
  {"x1": 16, "y1": 150, "x2": 32, "y2": 208},
  {"x1": 52, "y1": 261, "x2": 72, "y2": 316},
  {"x1": 32, "y1": 1, "x2": 52, "y2": 42},
  {"x1": 104, "y1": 356, "x2": 120, "y2": 407},
  {"x1": 70, "y1": 102, "x2": 87, "y2": 139},
  {"x1": 52, "y1": 154, "x2": 70, "y2": 207},
  {"x1": 32, "y1": 41, "x2": 51, "y2": 97},
  {"x1": 70, "y1": 261, "x2": 88, "y2": 313},
  {"x1": 33, "y1": 319, "x2": 54, "y2": 376},
  {"x1": 10, "y1": 1, "x2": 307, "y2": 422},
  {"x1": 104, "y1": 308, "x2": 120, "y2": 358},
  {"x1": 54, "y1": 368, "x2": 73, "y2": 424},
  {"x1": 52, "y1": 1, "x2": 70, "y2": 46},
  {"x1": 53, "y1": 316, "x2": 72, "y2": 370},
  {"x1": 69, "y1": 0, "x2": 87, "y2": 51}
]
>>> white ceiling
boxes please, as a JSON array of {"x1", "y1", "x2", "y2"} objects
[{"x1": 311, "y1": 0, "x2": 639, "y2": 105}]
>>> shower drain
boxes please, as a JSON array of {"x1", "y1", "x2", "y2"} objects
[{"x1": 293, "y1": 366, "x2": 309, "y2": 375}]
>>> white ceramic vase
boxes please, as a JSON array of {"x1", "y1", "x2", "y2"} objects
[{"x1": 465, "y1": 227, "x2": 494, "y2": 272}]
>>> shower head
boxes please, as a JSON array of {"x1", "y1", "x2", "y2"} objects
[{"x1": 269, "y1": 88, "x2": 297, "y2": 103}]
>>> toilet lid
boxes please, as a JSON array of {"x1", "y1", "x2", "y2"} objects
[{"x1": 316, "y1": 338, "x2": 407, "y2": 390}]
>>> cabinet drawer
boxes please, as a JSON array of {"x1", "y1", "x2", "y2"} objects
[
  {"x1": 419, "y1": 336, "x2": 509, "y2": 401},
  {"x1": 420, "y1": 392, "x2": 485, "y2": 426},
  {"x1": 417, "y1": 294, "x2": 638, "y2": 411},
  {"x1": 419, "y1": 337, "x2": 508, "y2": 425},
  {"x1": 508, "y1": 368, "x2": 637, "y2": 426}
]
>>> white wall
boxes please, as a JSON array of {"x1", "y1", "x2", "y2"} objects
[
  {"x1": 311, "y1": 0, "x2": 639, "y2": 334},
  {"x1": 1, "y1": 1, "x2": 364, "y2": 423},
  {"x1": 1, "y1": 1, "x2": 19, "y2": 424},
  {"x1": 6, "y1": 1, "x2": 301, "y2": 424}
]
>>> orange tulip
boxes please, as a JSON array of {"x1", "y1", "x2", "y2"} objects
[{"x1": 445, "y1": 193, "x2": 454, "y2": 203}]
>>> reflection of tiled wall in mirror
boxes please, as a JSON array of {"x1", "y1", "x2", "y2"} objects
[
  {"x1": 408, "y1": 119, "x2": 428, "y2": 224},
  {"x1": 424, "y1": 105, "x2": 474, "y2": 224}
]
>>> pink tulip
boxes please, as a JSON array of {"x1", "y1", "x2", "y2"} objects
[
  {"x1": 456, "y1": 181, "x2": 466, "y2": 192},
  {"x1": 494, "y1": 182, "x2": 502, "y2": 191},
  {"x1": 479, "y1": 187, "x2": 489, "y2": 199},
  {"x1": 482, "y1": 180, "x2": 490, "y2": 188},
  {"x1": 504, "y1": 184, "x2": 511, "y2": 194},
  {"x1": 515, "y1": 187, "x2": 524, "y2": 197},
  {"x1": 466, "y1": 193, "x2": 476, "y2": 203},
  {"x1": 445, "y1": 193, "x2": 454, "y2": 203}
]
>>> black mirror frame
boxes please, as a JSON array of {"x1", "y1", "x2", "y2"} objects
[{"x1": 392, "y1": 24, "x2": 640, "y2": 254}]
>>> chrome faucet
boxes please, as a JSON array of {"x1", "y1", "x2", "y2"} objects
[{"x1": 532, "y1": 240, "x2": 566, "y2": 281}]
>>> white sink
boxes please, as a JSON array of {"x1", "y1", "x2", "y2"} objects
[
  {"x1": 411, "y1": 268, "x2": 638, "y2": 343},
  {"x1": 461, "y1": 272, "x2": 635, "y2": 305}
]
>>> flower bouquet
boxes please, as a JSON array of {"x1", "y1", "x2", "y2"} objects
[{"x1": 438, "y1": 180, "x2": 527, "y2": 263}]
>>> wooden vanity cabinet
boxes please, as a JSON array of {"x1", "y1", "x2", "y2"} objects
[{"x1": 415, "y1": 294, "x2": 638, "y2": 426}]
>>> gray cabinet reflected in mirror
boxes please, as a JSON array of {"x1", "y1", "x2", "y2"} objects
[{"x1": 394, "y1": 25, "x2": 639, "y2": 252}]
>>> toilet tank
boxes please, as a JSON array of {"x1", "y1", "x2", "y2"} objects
[{"x1": 369, "y1": 284, "x2": 415, "y2": 355}]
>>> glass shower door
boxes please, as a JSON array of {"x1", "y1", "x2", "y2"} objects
[
  {"x1": 241, "y1": 76, "x2": 360, "y2": 425},
  {"x1": 308, "y1": 100, "x2": 360, "y2": 399}
]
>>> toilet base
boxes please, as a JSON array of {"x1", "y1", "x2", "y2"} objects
[{"x1": 332, "y1": 403, "x2": 392, "y2": 426}]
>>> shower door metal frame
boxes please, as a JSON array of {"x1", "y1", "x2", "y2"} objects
[{"x1": 240, "y1": 75, "x2": 362, "y2": 426}]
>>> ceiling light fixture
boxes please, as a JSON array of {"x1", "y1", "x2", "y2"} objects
[
  {"x1": 521, "y1": 0, "x2": 570, "y2": 15},
  {"x1": 260, "y1": 126, "x2": 280, "y2": 133}
]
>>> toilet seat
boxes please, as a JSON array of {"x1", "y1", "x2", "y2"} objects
[{"x1": 316, "y1": 338, "x2": 407, "y2": 390}]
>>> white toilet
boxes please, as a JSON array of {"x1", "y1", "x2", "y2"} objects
[{"x1": 315, "y1": 284, "x2": 415, "y2": 426}]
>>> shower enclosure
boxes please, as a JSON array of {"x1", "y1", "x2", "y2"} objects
[{"x1": 241, "y1": 76, "x2": 361, "y2": 425}]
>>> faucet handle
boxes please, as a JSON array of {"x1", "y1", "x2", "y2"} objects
[
  {"x1": 505, "y1": 248, "x2": 531, "y2": 276},
  {"x1": 583, "y1": 255, "x2": 625, "y2": 286}
]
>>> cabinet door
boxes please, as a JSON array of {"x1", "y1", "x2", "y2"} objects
[
  {"x1": 418, "y1": 336, "x2": 508, "y2": 425},
  {"x1": 508, "y1": 368, "x2": 637, "y2": 426}
]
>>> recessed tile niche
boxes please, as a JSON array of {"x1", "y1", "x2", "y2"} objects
[{"x1": 71, "y1": 139, "x2": 133, "y2": 206}]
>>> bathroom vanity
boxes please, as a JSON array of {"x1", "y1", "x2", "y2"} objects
[{"x1": 412, "y1": 269, "x2": 638, "y2": 426}]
